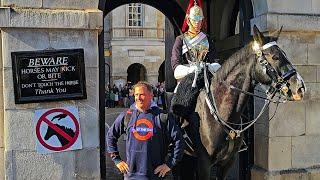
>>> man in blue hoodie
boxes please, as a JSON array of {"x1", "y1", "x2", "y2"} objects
[{"x1": 107, "y1": 81, "x2": 185, "y2": 180}]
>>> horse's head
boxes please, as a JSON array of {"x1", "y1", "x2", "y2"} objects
[
  {"x1": 44, "y1": 126, "x2": 54, "y2": 140},
  {"x1": 251, "y1": 25, "x2": 305, "y2": 101}
]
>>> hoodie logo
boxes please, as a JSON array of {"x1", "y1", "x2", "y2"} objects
[{"x1": 132, "y1": 119, "x2": 153, "y2": 141}]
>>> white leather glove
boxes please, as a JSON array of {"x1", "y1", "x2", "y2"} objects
[
  {"x1": 207, "y1": 63, "x2": 221, "y2": 74},
  {"x1": 188, "y1": 65, "x2": 198, "y2": 73},
  {"x1": 174, "y1": 65, "x2": 198, "y2": 79}
]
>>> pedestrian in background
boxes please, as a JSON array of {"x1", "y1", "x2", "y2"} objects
[{"x1": 110, "y1": 91, "x2": 115, "y2": 108}]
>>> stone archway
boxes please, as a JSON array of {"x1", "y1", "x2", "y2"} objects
[{"x1": 127, "y1": 63, "x2": 147, "y2": 84}]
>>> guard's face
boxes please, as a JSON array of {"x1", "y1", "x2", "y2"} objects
[
  {"x1": 134, "y1": 86, "x2": 153, "y2": 111},
  {"x1": 188, "y1": 18, "x2": 202, "y2": 33}
]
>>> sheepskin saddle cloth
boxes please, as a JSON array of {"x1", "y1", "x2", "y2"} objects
[{"x1": 171, "y1": 72, "x2": 206, "y2": 119}]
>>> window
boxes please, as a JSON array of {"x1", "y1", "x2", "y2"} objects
[{"x1": 128, "y1": 3, "x2": 143, "y2": 27}]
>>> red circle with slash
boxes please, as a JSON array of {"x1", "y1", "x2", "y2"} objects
[{"x1": 36, "y1": 108, "x2": 79, "y2": 151}]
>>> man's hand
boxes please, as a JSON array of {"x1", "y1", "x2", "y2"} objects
[
  {"x1": 154, "y1": 164, "x2": 171, "y2": 177},
  {"x1": 116, "y1": 161, "x2": 129, "y2": 174}
]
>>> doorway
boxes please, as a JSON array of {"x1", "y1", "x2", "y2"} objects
[
  {"x1": 99, "y1": 1, "x2": 254, "y2": 179},
  {"x1": 127, "y1": 63, "x2": 147, "y2": 84}
]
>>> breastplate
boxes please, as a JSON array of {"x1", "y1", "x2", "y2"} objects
[{"x1": 183, "y1": 32, "x2": 209, "y2": 62}]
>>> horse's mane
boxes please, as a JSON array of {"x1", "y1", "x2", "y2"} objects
[
  {"x1": 55, "y1": 124, "x2": 75, "y2": 136},
  {"x1": 214, "y1": 44, "x2": 254, "y2": 83}
]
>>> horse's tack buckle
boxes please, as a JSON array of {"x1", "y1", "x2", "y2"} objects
[{"x1": 229, "y1": 130, "x2": 241, "y2": 140}]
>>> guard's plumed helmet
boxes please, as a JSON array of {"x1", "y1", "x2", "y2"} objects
[
  {"x1": 188, "y1": 1, "x2": 204, "y2": 22},
  {"x1": 182, "y1": 0, "x2": 205, "y2": 32}
]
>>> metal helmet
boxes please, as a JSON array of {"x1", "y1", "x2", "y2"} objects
[
  {"x1": 182, "y1": 0, "x2": 205, "y2": 32},
  {"x1": 188, "y1": 1, "x2": 204, "y2": 22}
]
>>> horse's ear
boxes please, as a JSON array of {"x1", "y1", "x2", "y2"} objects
[
  {"x1": 274, "y1": 26, "x2": 283, "y2": 42},
  {"x1": 253, "y1": 25, "x2": 266, "y2": 45},
  {"x1": 267, "y1": 26, "x2": 283, "y2": 42}
]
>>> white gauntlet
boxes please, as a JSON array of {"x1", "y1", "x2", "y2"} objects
[{"x1": 174, "y1": 65, "x2": 198, "y2": 79}]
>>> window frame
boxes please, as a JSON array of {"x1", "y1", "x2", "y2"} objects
[{"x1": 127, "y1": 3, "x2": 144, "y2": 27}]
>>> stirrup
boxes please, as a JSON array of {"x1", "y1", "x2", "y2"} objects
[{"x1": 238, "y1": 139, "x2": 248, "y2": 152}]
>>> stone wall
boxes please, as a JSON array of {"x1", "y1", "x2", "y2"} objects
[
  {"x1": 1, "y1": 0, "x2": 98, "y2": 9},
  {"x1": 111, "y1": 40, "x2": 165, "y2": 85},
  {"x1": 0, "y1": 30, "x2": 4, "y2": 180},
  {"x1": 251, "y1": 1, "x2": 320, "y2": 179},
  {"x1": 0, "y1": 1, "x2": 102, "y2": 179},
  {"x1": 108, "y1": 4, "x2": 165, "y2": 86}
]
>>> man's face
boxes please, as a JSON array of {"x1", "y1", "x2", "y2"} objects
[
  {"x1": 188, "y1": 18, "x2": 202, "y2": 33},
  {"x1": 134, "y1": 86, "x2": 153, "y2": 111}
]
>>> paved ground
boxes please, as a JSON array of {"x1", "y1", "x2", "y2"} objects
[
  {"x1": 105, "y1": 108, "x2": 126, "y2": 180},
  {"x1": 105, "y1": 107, "x2": 126, "y2": 129}
]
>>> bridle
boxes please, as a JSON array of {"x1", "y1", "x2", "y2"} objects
[
  {"x1": 226, "y1": 41, "x2": 298, "y2": 105},
  {"x1": 253, "y1": 41, "x2": 297, "y2": 101}
]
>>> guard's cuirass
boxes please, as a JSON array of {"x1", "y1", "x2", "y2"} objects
[{"x1": 182, "y1": 32, "x2": 209, "y2": 63}]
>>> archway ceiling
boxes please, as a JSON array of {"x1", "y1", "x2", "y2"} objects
[
  {"x1": 102, "y1": 0, "x2": 251, "y2": 53},
  {"x1": 104, "y1": 0, "x2": 187, "y2": 34},
  {"x1": 102, "y1": 0, "x2": 253, "y2": 38}
]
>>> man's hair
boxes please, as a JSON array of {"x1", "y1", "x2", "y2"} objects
[{"x1": 133, "y1": 81, "x2": 153, "y2": 93}]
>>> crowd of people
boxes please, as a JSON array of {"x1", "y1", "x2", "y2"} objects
[{"x1": 105, "y1": 81, "x2": 166, "y2": 109}]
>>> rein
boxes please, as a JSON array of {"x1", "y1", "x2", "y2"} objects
[{"x1": 203, "y1": 80, "x2": 271, "y2": 139}]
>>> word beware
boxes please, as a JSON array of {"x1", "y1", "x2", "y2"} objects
[{"x1": 28, "y1": 57, "x2": 69, "y2": 67}]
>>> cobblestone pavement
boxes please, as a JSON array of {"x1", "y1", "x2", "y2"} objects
[{"x1": 105, "y1": 108, "x2": 126, "y2": 180}]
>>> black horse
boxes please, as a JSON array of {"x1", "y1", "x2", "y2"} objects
[{"x1": 172, "y1": 26, "x2": 305, "y2": 180}]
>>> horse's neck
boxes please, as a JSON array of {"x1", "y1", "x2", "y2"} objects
[
  {"x1": 55, "y1": 125, "x2": 70, "y2": 146},
  {"x1": 196, "y1": 46, "x2": 256, "y2": 157},
  {"x1": 55, "y1": 134, "x2": 68, "y2": 146},
  {"x1": 213, "y1": 45, "x2": 255, "y2": 122}
]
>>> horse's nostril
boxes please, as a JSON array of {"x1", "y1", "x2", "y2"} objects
[{"x1": 298, "y1": 87, "x2": 305, "y2": 96}]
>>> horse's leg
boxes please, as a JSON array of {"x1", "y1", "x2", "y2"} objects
[
  {"x1": 172, "y1": 153, "x2": 198, "y2": 180},
  {"x1": 175, "y1": 112, "x2": 204, "y2": 180},
  {"x1": 216, "y1": 156, "x2": 236, "y2": 180},
  {"x1": 197, "y1": 151, "x2": 211, "y2": 180},
  {"x1": 170, "y1": 113, "x2": 198, "y2": 180},
  {"x1": 171, "y1": 161, "x2": 181, "y2": 180}
]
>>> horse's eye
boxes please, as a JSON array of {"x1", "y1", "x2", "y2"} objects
[{"x1": 272, "y1": 54, "x2": 279, "y2": 60}]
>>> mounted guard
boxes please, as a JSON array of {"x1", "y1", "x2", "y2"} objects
[
  {"x1": 169, "y1": 0, "x2": 222, "y2": 179},
  {"x1": 170, "y1": 0, "x2": 221, "y2": 121}
]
